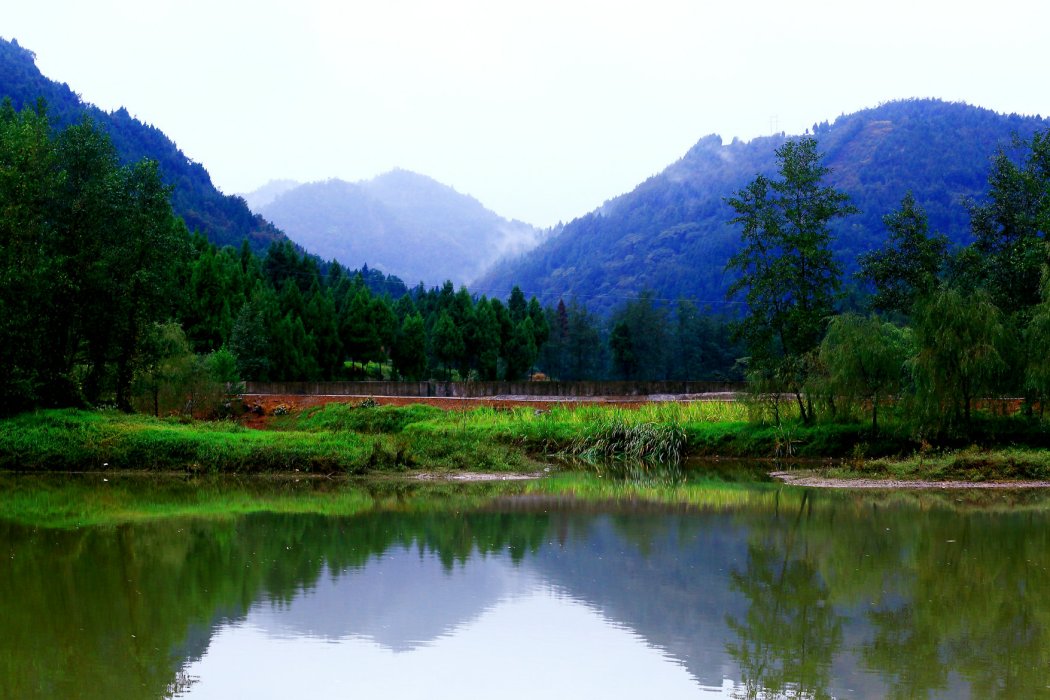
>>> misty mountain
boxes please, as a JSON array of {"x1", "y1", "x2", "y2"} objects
[
  {"x1": 241, "y1": 178, "x2": 300, "y2": 210},
  {"x1": 0, "y1": 36, "x2": 286, "y2": 253},
  {"x1": 252, "y1": 169, "x2": 547, "y2": 286},
  {"x1": 478, "y1": 99, "x2": 1050, "y2": 313}
]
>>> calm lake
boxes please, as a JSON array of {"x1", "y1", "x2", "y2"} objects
[{"x1": 2, "y1": 471, "x2": 1050, "y2": 699}]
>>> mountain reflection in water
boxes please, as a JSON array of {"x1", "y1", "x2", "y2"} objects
[{"x1": 2, "y1": 478, "x2": 1050, "y2": 699}]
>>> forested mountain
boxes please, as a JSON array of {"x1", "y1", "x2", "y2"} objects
[
  {"x1": 0, "y1": 37, "x2": 285, "y2": 252},
  {"x1": 478, "y1": 99, "x2": 1050, "y2": 313},
  {"x1": 253, "y1": 170, "x2": 546, "y2": 286}
]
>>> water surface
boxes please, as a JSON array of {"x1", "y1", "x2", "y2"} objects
[{"x1": 2, "y1": 473, "x2": 1049, "y2": 699}]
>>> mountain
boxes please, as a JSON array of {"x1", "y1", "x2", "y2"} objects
[
  {"x1": 240, "y1": 179, "x2": 300, "y2": 210},
  {"x1": 0, "y1": 37, "x2": 286, "y2": 253},
  {"x1": 478, "y1": 99, "x2": 1050, "y2": 313},
  {"x1": 252, "y1": 169, "x2": 546, "y2": 286}
]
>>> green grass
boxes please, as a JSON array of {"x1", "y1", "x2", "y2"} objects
[
  {"x1": 826, "y1": 446, "x2": 1050, "y2": 481},
  {"x1": 0, "y1": 407, "x2": 540, "y2": 475},
  {"x1": 282, "y1": 402, "x2": 445, "y2": 434},
  {"x1": 0, "y1": 408, "x2": 376, "y2": 473},
  {"x1": 4, "y1": 402, "x2": 1050, "y2": 479}
]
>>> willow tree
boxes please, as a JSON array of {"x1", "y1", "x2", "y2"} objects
[
  {"x1": 912, "y1": 287, "x2": 1005, "y2": 428},
  {"x1": 818, "y1": 313, "x2": 913, "y2": 434},
  {"x1": 726, "y1": 137, "x2": 856, "y2": 423}
]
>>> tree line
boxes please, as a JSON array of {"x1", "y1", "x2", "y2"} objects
[
  {"x1": 726, "y1": 129, "x2": 1050, "y2": 435},
  {"x1": 0, "y1": 102, "x2": 743, "y2": 415}
]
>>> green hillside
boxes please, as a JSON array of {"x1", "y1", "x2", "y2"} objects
[
  {"x1": 479, "y1": 99, "x2": 1050, "y2": 312},
  {"x1": 0, "y1": 37, "x2": 285, "y2": 253}
]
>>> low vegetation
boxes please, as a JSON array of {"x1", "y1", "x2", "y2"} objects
[{"x1": 5, "y1": 401, "x2": 1050, "y2": 483}]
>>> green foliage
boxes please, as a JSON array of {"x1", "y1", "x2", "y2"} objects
[
  {"x1": 1024, "y1": 275, "x2": 1050, "y2": 408},
  {"x1": 503, "y1": 317, "x2": 538, "y2": 380},
  {"x1": 287, "y1": 403, "x2": 444, "y2": 434},
  {"x1": 609, "y1": 290, "x2": 669, "y2": 380},
  {"x1": 817, "y1": 314, "x2": 914, "y2": 432},
  {"x1": 858, "y1": 192, "x2": 948, "y2": 316},
  {"x1": 391, "y1": 313, "x2": 428, "y2": 380},
  {"x1": 969, "y1": 136, "x2": 1050, "y2": 316},
  {"x1": 571, "y1": 417, "x2": 686, "y2": 472},
  {"x1": 726, "y1": 137, "x2": 857, "y2": 423},
  {"x1": 0, "y1": 37, "x2": 285, "y2": 253},
  {"x1": 609, "y1": 321, "x2": 638, "y2": 379},
  {"x1": 229, "y1": 298, "x2": 271, "y2": 380},
  {"x1": 0, "y1": 104, "x2": 190, "y2": 413},
  {"x1": 912, "y1": 287, "x2": 1006, "y2": 430},
  {"x1": 431, "y1": 310, "x2": 465, "y2": 379}
]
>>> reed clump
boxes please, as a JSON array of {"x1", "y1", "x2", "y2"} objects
[{"x1": 571, "y1": 413, "x2": 686, "y2": 467}]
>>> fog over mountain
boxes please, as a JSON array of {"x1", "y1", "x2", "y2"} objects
[
  {"x1": 248, "y1": 170, "x2": 548, "y2": 286},
  {"x1": 478, "y1": 99, "x2": 1050, "y2": 313},
  {"x1": 241, "y1": 179, "x2": 300, "y2": 211}
]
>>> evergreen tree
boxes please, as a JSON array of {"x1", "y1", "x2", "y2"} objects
[
  {"x1": 609, "y1": 291, "x2": 670, "y2": 380},
  {"x1": 610, "y1": 321, "x2": 638, "y2": 380},
  {"x1": 508, "y1": 286, "x2": 527, "y2": 323},
  {"x1": 305, "y1": 287, "x2": 343, "y2": 378},
  {"x1": 564, "y1": 299, "x2": 606, "y2": 381},
  {"x1": 229, "y1": 299, "x2": 271, "y2": 381},
  {"x1": 473, "y1": 298, "x2": 502, "y2": 380},
  {"x1": 340, "y1": 288, "x2": 383, "y2": 376},
  {"x1": 431, "y1": 310, "x2": 464, "y2": 380},
  {"x1": 504, "y1": 317, "x2": 538, "y2": 380},
  {"x1": 391, "y1": 313, "x2": 427, "y2": 381}
]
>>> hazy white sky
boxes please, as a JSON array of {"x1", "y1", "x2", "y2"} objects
[{"x1": 6, "y1": 0, "x2": 1047, "y2": 227}]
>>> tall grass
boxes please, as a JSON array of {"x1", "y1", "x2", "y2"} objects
[{"x1": 570, "y1": 415, "x2": 686, "y2": 465}]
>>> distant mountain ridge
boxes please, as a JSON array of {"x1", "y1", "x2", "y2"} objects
[
  {"x1": 0, "y1": 36, "x2": 286, "y2": 253},
  {"x1": 478, "y1": 99, "x2": 1050, "y2": 312},
  {"x1": 251, "y1": 169, "x2": 547, "y2": 286},
  {"x1": 241, "y1": 179, "x2": 300, "y2": 211}
]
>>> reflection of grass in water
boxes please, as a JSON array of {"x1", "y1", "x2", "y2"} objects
[
  {"x1": 0, "y1": 473, "x2": 543, "y2": 529},
  {"x1": 0, "y1": 474, "x2": 375, "y2": 528},
  {"x1": 527, "y1": 472, "x2": 799, "y2": 512},
  {"x1": 6, "y1": 468, "x2": 1050, "y2": 531}
]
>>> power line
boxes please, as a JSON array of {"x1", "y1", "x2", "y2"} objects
[{"x1": 465, "y1": 285, "x2": 746, "y2": 307}]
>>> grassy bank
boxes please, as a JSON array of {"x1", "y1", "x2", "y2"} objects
[
  {"x1": 0, "y1": 407, "x2": 542, "y2": 474},
  {"x1": 819, "y1": 447, "x2": 1050, "y2": 482},
  {"x1": 3, "y1": 403, "x2": 1050, "y2": 480}
]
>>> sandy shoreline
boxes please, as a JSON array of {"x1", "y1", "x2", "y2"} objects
[
  {"x1": 771, "y1": 471, "x2": 1050, "y2": 489},
  {"x1": 413, "y1": 471, "x2": 546, "y2": 482}
]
